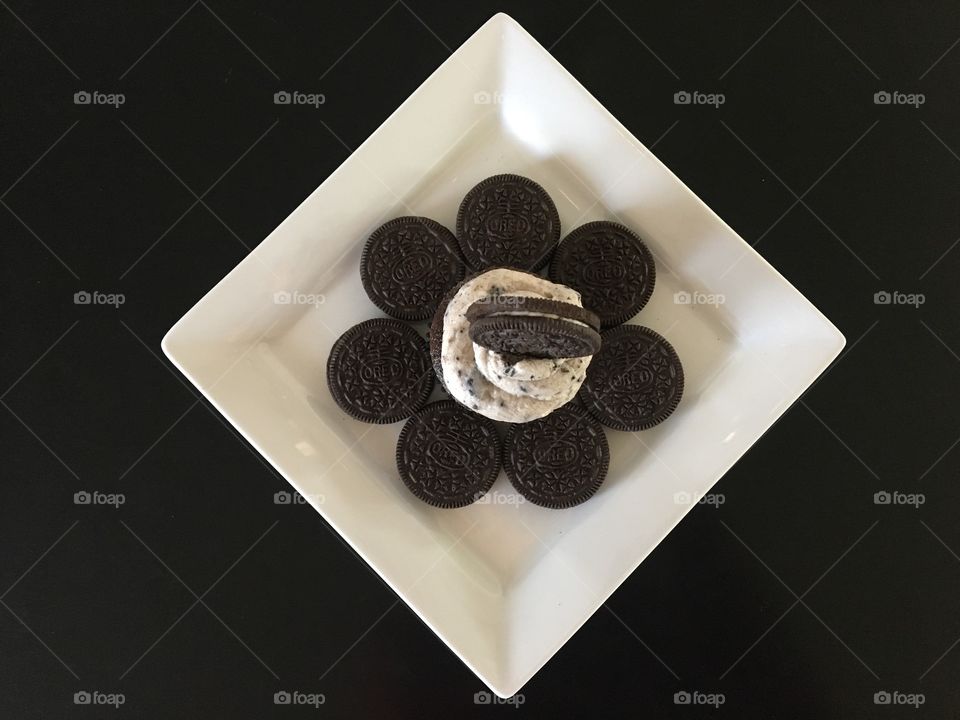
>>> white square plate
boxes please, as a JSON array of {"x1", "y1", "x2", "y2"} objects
[{"x1": 163, "y1": 13, "x2": 844, "y2": 698}]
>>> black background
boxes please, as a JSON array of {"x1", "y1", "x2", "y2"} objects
[{"x1": 2, "y1": 1, "x2": 959, "y2": 718}]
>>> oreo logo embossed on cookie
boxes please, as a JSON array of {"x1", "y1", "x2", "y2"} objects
[
  {"x1": 397, "y1": 400, "x2": 501, "y2": 508},
  {"x1": 361, "y1": 216, "x2": 465, "y2": 320},
  {"x1": 456, "y1": 174, "x2": 560, "y2": 271},
  {"x1": 326, "y1": 319, "x2": 434, "y2": 424},
  {"x1": 549, "y1": 221, "x2": 656, "y2": 328},
  {"x1": 503, "y1": 405, "x2": 609, "y2": 508},
  {"x1": 578, "y1": 325, "x2": 683, "y2": 431}
]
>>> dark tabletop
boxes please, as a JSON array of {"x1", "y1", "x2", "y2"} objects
[{"x1": 2, "y1": 1, "x2": 959, "y2": 717}]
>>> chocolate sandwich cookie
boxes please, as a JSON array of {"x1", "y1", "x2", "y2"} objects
[
  {"x1": 397, "y1": 400, "x2": 501, "y2": 508},
  {"x1": 327, "y1": 319, "x2": 434, "y2": 424},
  {"x1": 465, "y1": 295, "x2": 601, "y2": 331},
  {"x1": 503, "y1": 405, "x2": 609, "y2": 508},
  {"x1": 469, "y1": 315, "x2": 601, "y2": 359},
  {"x1": 549, "y1": 221, "x2": 656, "y2": 328},
  {"x1": 578, "y1": 325, "x2": 683, "y2": 431},
  {"x1": 360, "y1": 216, "x2": 465, "y2": 321},
  {"x1": 456, "y1": 174, "x2": 561, "y2": 271}
]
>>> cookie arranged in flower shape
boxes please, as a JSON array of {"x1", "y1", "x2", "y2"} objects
[
  {"x1": 326, "y1": 319, "x2": 434, "y2": 424},
  {"x1": 456, "y1": 174, "x2": 560, "y2": 271},
  {"x1": 361, "y1": 216, "x2": 466, "y2": 321},
  {"x1": 549, "y1": 221, "x2": 656, "y2": 328},
  {"x1": 579, "y1": 325, "x2": 683, "y2": 431},
  {"x1": 397, "y1": 400, "x2": 501, "y2": 508},
  {"x1": 504, "y1": 405, "x2": 609, "y2": 508},
  {"x1": 323, "y1": 174, "x2": 683, "y2": 510}
]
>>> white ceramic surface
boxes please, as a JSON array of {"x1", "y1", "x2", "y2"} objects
[{"x1": 162, "y1": 13, "x2": 845, "y2": 698}]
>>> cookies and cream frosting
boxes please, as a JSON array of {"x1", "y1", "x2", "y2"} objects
[{"x1": 440, "y1": 268, "x2": 593, "y2": 423}]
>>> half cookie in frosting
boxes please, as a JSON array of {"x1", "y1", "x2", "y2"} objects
[
  {"x1": 468, "y1": 296, "x2": 601, "y2": 359},
  {"x1": 429, "y1": 267, "x2": 597, "y2": 423}
]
